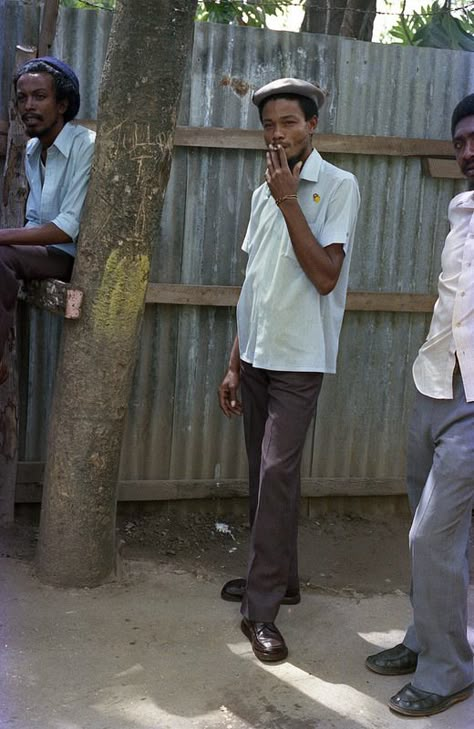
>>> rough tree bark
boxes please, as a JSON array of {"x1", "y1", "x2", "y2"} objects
[
  {"x1": 301, "y1": 0, "x2": 376, "y2": 41},
  {"x1": 36, "y1": 0, "x2": 198, "y2": 586}
]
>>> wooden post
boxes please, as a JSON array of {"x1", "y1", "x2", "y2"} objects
[
  {"x1": 38, "y1": 0, "x2": 60, "y2": 57},
  {"x1": 0, "y1": 0, "x2": 58, "y2": 523},
  {"x1": 0, "y1": 45, "x2": 36, "y2": 524}
]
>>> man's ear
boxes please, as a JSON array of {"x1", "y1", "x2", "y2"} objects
[
  {"x1": 58, "y1": 98, "x2": 69, "y2": 117},
  {"x1": 309, "y1": 115, "x2": 318, "y2": 135}
]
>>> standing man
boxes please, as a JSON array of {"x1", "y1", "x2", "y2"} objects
[
  {"x1": 218, "y1": 78, "x2": 360, "y2": 662},
  {"x1": 366, "y1": 94, "x2": 474, "y2": 717},
  {"x1": 0, "y1": 57, "x2": 95, "y2": 384}
]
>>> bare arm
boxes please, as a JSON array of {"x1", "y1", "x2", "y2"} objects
[
  {"x1": 0, "y1": 222, "x2": 71, "y2": 247},
  {"x1": 218, "y1": 335, "x2": 242, "y2": 418},
  {"x1": 265, "y1": 145, "x2": 344, "y2": 295}
]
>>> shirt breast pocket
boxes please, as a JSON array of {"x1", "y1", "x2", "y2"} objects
[{"x1": 282, "y1": 211, "x2": 325, "y2": 261}]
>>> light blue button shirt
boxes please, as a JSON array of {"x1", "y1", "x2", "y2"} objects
[{"x1": 25, "y1": 122, "x2": 96, "y2": 256}]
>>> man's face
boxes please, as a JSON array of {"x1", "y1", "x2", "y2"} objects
[
  {"x1": 453, "y1": 114, "x2": 474, "y2": 184},
  {"x1": 261, "y1": 98, "x2": 317, "y2": 168},
  {"x1": 16, "y1": 72, "x2": 67, "y2": 144}
]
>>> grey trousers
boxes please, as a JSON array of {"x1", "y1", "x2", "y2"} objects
[
  {"x1": 403, "y1": 371, "x2": 474, "y2": 695},
  {"x1": 0, "y1": 245, "x2": 73, "y2": 360},
  {"x1": 239, "y1": 360, "x2": 323, "y2": 623}
]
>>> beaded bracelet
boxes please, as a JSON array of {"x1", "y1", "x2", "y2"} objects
[{"x1": 275, "y1": 194, "x2": 298, "y2": 207}]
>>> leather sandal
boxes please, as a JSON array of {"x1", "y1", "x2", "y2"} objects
[{"x1": 389, "y1": 681, "x2": 474, "y2": 717}]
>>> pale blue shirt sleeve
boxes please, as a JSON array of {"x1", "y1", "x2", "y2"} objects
[{"x1": 318, "y1": 176, "x2": 360, "y2": 253}]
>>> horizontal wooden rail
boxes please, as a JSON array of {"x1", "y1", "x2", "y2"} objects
[
  {"x1": 15, "y1": 462, "x2": 406, "y2": 501},
  {"x1": 144, "y1": 284, "x2": 437, "y2": 313},
  {"x1": 146, "y1": 283, "x2": 241, "y2": 307},
  {"x1": 173, "y1": 126, "x2": 455, "y2": 158},
  {"x1": 20, "y1": 281, "x2": 436, "y2": 316},
  {"x1": 0, "y1": 119, "x2": 456, "y2": 160},
  {"x1": 344, "y1": 291, "x2": 436, "y2": 312}
]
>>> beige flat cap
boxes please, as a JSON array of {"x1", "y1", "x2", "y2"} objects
[{"x1": 252, "y1": 77, "x2": 326, "y2": 110}]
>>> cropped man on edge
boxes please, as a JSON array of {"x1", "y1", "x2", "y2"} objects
[
  {"x1": 218, "y1": 78, "x2": 360, "y2": 662},
  {"x1": 366, "y1": 94, "x2": 474, "y2": 718},
  {"x1": 0, "y1": 57, "x2": 95, "y2": 384}
]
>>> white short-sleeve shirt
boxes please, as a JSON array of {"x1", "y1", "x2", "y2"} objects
[
  {"x1": 413, "y1": 190, "x2": 474, "y2": 402},
  {"x1": 237, "y1": 149, "x2": 360, "y2": 373}
]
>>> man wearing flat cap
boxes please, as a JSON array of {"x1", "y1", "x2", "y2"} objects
[
  {"x1": 0, "y1": 57, "x2": 95, "y2": 385},
  {"x1": 218, "y1": 77, "x2": 360, "y2": 661}
]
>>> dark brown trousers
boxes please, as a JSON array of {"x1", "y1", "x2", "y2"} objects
[
  {"x1": 0, "y1": 245, "x2": 73, "y2": 359},
  {"x1": 240, "y1": 360, "x2": 323, "y2": 622}
]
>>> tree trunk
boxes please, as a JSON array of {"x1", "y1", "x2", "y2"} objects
[
  {"x1": 301, "y1": 0, "x2": 376, "y2": 41},
  {"x1": 36, "y1": 0, "x2": 198, "y2": 586}
]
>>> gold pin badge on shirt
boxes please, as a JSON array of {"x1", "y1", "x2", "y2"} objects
[{"x1": 313, "y1": 193, "x2": 321, "y2": 203}]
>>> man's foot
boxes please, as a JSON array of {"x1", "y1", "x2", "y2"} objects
[
  {"x1": 221, "y1": 577, "x2": 301, "y2": 605},
  {"x1": 0, "y1": 361, "x2": 8, "y2": 385},
  {"x1": 366, "y1": 643, "x2": 418, "y2": 675},
  {"x1": 389, "y1": 682, "x2": 474, "y2": 717},
  {"x1": 240, "y1": 617, "x2": 288, "y2": 662}
]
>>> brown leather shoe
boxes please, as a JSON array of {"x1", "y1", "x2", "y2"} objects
[
  {"x1": 241, "y1": 617, "x2": 288, "y2": 662},
  {"x1": 366, "y1": 643, "x2": 418, "y2": 675},
  {"x1": 221, "y1": 577, "x2": 300, "y2": 605},
  {"x1": 389, "y1": 682, "x2": 474, "y2": 716}
]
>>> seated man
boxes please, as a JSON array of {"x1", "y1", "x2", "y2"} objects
[{"x1": 0, "y1": 56, "x2": 95, "y2": 384}]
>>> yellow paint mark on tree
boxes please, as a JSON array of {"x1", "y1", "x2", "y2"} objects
[{"x1": 92, "y1": 251, "x2": 150, "y2": 342}]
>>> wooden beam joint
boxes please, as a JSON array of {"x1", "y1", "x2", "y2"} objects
[{"x1": 18, "y1": 279, "x2": 83, "y2": 319}]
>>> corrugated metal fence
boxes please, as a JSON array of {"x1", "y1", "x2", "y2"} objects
[{"x1": 1, "y1": 2, "x2": 472, "y2": 502}]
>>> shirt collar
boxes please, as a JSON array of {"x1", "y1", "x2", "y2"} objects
[
  {"x1": 453, "y1": 189, "x2": 474, "y2": 208},
  {"x1": 299, "y1": 148, "x2": 323, "y2": 183},
  {"x1": 26, "y1": 121, "x2": 75, "y2": 160}
]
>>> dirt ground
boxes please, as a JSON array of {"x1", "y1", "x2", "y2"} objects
[
  {"x1": 2, "y1": 508, "x2": 474, "y2": 729},
  {"x1": 1, "y1": 509, "x2": 415, "y2": 597},
  {"x1": 118, "y1": 511, "x2": 415, "y2": 597},
  {"x1": 3, "y1": 508, "x2": 472, "y2": 597}
]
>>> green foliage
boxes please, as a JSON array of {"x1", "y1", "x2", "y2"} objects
[
  {"x1": 196, "y1": 1, "x2": 293, "y2": 27},
  {"x1": 60, "y1": 0, "x2": 292, "y2": 26},
  {"x1": 60, "y1": 0, "x2": 115, "y2": 9},
  {"x1": 388, "y1": 1, "x2": 474, "y2": 50}
]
